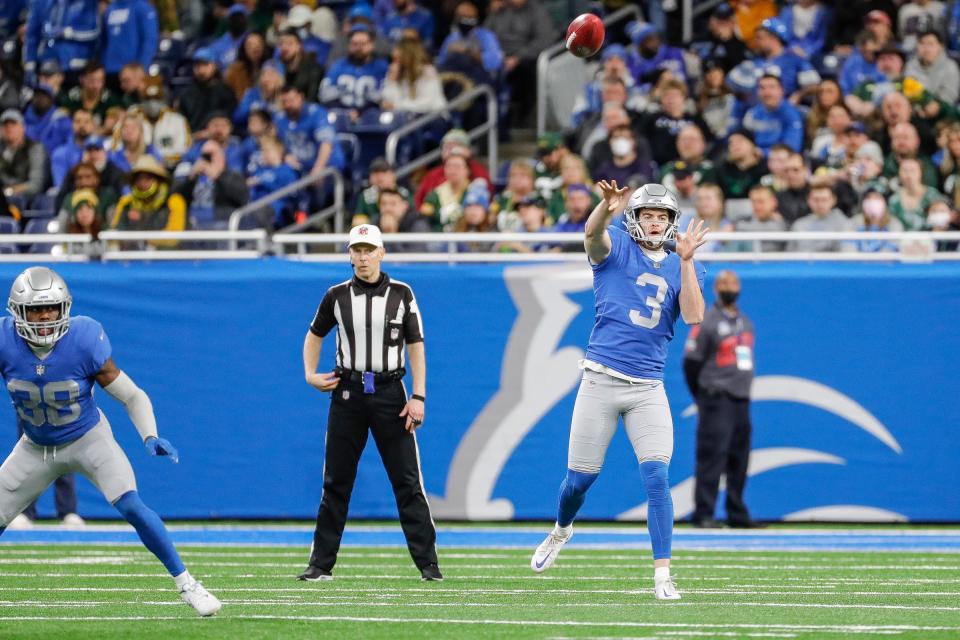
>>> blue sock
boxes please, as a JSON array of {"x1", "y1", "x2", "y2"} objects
[
  {"x1": 557, "y1": 469, "x2": 599, "y2": 527},
  {"x1": 640, "y1": 461, "x2": 673, "y2": 560},
  {"x1": 114, "y1": 491, "x2": 186, "y2": 577}
]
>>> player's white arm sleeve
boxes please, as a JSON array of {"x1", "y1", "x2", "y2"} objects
[{"x1": 102, "y1": 371, "x2": 159, "y2": 442}]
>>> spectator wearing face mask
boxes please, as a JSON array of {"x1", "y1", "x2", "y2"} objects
[
  {"x1": 925, "y1": 198, "x2": 959, "y2": 251},
  {"x1": 436, "y1": 0, "x2": 503, "y2": 85},
  {"x1": 134, "y1": 78, "x2": 192, "y2": 168},
  {"x1": 847, "y1": 188, "x2": 903, "y2": 252},
  {"x1": 593, "y1": 124, "x2": 656, "y2": 189},
  {"x1": 207, "y1": 4, "x2": 250, "y2": 70}
]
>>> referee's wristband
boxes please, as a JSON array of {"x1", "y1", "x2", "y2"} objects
[{"x1": 411, "y1": 394, "x2": 425, "y2": 402}]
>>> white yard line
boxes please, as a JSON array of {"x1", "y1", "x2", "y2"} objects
[{"x1": 0, "y1": 614, "x2": 958, "y2": 633}]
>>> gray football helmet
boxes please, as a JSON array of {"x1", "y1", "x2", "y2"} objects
[
  {"x1": 624, "y1": 183, "x2": 680, "y2": 250},
  {"x1": 7, "y1": 267, "x2": 72, "y2": 346}
]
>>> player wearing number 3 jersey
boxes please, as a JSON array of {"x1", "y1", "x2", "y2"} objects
[
  {"x1": 0, "y1": 267, "x2": 221, "y2": 617},
  {"x1": 531, "y1": 182, "x2": 708, "y2": 601}
]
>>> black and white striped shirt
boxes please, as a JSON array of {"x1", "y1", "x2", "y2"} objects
[{"x1": 309, "y1": 272, "x2": 424, "y2": 373}]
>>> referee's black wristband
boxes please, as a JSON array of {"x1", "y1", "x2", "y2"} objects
[{"x1": 411, "y1": 394, "x2": 425, "y2": 402}]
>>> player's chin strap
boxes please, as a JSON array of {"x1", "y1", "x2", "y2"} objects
[{"x1": 102, "y1": 371, "x2": 158, "y2": 442}]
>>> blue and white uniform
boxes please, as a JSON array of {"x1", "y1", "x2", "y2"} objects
[
  {"x1": 274, "y1": 104, "x2": 345, "y2": 173},
  {"x1": 319, "y1": 57, "x2": 389, "y2": 111},
  {"x1": 0, "y1": 315, "x2": 109, "y2": 447}
]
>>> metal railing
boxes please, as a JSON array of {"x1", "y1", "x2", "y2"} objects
[
  {"x1": 0, "y1": 230, "x2": 956, "y2": 262},
  {"x1": 227, "y1": 167, "x2": 346, "y2": 237},
  {"x1": 385, "y1": 84, "x2": 498, "y2": 183},
  {"x1": 0, "y1": 233, "x2": 93, "y2": 261},
  {"x1": 98, "y1": 230, "x2": 268, "y2": 261},
  {"x1": 272, "y1": 231, "x2": 960, "y2": 263},
  {"x1": 682, "y1": 0, "x2": 726, "y2": 43},
  {"x1": 275, "y1": 168, "x2": 346, "y2": 235},
  {"x1": 536, "y1": 5, "x2": 644, "y2": 137}
]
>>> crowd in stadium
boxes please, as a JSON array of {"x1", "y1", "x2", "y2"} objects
[{"x1": 0, "y1": 0, "x2": 959, "y2": 253}]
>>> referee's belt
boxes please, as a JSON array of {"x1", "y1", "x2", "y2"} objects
[{"x1": 335, "y1": 368, "x2": 406, "y2": 383}]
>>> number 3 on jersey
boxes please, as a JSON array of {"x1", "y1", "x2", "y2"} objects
[{"x1": 629, "y1": 273, "x2": 669, "y2": 329}]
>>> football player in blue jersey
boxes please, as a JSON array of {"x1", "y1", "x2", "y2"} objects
[
  {"x1": 0, "y1": 267, "x2": 221, "y2": 617},
  {"x1": 531, "y1": 180, "x2": 708, "y2": 601}
]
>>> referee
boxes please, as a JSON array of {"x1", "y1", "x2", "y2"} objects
[{"x1": 298, "y1": 224, "x2": 441, "y2": 582}]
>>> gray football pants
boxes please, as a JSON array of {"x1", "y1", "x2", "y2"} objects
[
  {"x1": 0, "y1": 416, "x2": 137, "y2": 527},
  {"x1": 568, "y1": 369, "x2": 674, "y2": 473}
]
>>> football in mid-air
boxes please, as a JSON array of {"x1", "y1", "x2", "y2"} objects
[{"x1": 565, "y1": 13, "x2": 605, "y2": 58}]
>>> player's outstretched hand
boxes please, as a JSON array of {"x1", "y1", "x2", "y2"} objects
[
  {"x1": 307, "y1": 371, "x2": 340, "y2": 392},
  {"x1": 145, "y1": 436, "x2": 180, "y2": 464},
  {"x1": 675, "y1": 218, "x2": 709, "y2": 260},
  {"x1": 597, "y1": 180, "x2": 630, "y2": 214}
]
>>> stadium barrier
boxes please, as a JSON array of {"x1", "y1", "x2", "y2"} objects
[{"x1": 3, "y1": 260, "x2": 957, "y2": 522}]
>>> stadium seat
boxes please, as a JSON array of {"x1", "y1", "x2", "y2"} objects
[
  {"x1": 0, "y1": 217, "x2": 19, "y2": 254},
  {"x1": 336, "y1": 132, "x2": 362, "y2": 186},
  {"x1": 155, "y1": 36, "x2": 186, "y2": 65}
]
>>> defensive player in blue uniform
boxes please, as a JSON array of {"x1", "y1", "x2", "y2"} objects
[
  {"x1": 531, "y1": 181, "x2": 708, "y2": 600},
  {"x1": 0, "y1": 267, "x2": 221, "y2": 617}
]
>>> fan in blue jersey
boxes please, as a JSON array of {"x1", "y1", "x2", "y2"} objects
[
  {"x1": 0, "y1": 267, "x2": 221, "y2": 617},
  {"x1": 276, "y1": 84, "x2": 345, "y2": 176},
  {"x1": 320, "y1": 26, "x2": 389, "y2": 117},
  {"x1": 747, "y1": 18, "x2": 821, "y2": 99},
  {"x1": 530, "y1": 181, "x2": 708, "y2": 601}
]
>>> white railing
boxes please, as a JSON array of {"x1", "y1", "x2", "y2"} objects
[
  {"x1": 228, "y1": 167, "x2": 346, "y2": 236},
  {"x1": 0, "y1": 230, "x2": 958, "y2": 263},
  {"x1": 97, "y1": 230, "x2": 268, "y2": 261},
  {"x1": 386, "y1": 84, "x2": 498, "y2": 183},
  {"x1": 272, "y1": 231, "x2": 960, "y2": 263},
  {"x1": 0, "y1": 233, "x2": 93, "y2": 261},
  {"x1": 536, "y1": 5, "x2": 644, "y2": 136}
]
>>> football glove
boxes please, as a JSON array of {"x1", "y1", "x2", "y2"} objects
[{"x1": 145, "y1": 436, "x2": 179, "y2": 464}]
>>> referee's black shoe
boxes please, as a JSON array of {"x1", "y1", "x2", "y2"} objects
[
  {"x1": 297, "y1": 566, "x2": 333, "y2": 581},
  {"x1": 420, "y1": 564, "x2": 443, "y2": 581}
]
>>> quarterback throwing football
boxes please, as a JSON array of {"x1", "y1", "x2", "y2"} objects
[
  {"x1": 531, "y1": 181, "x2": 708, "y2": 600},
  {"x1": 0, "y1": 267, "x2": 221, "y2": 616}
]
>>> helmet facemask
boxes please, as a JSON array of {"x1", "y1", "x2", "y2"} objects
[
  {"x1": 9, "y1": 300, "x2": 72, "y2": 346},
  {"x1": 624, "y1": 206, "x2": 678, "y2": 250}
]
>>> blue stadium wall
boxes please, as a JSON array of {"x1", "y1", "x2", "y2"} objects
[{"x1": 3, "y1": 260, "x2": 959, "y2": 522}]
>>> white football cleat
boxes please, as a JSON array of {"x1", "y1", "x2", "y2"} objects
[
  {"x1": 530, "y1": 524, "x2": 572, "y2": 573},
  {"x1": 655, "y1": 578, "x2": 681, "y2": 601},
  {"x1": 7, "y1": 513, "x2": 33, "y2": 530},
  {"x1": 179, "y1": 580, "x2": 222, "y2": 617},
  {"x1": 61, "y1": 513, "x2": 85, "y2": 527}
]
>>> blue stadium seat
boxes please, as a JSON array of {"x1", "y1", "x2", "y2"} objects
[
  {"x1": 155, "y1": 36, "x2": 186, "y2": 64},
  {"x1": 22, "y1": 217, "x2": 56, "y2": 253},
  {"x1": 0, "y1": 217, "x2": 19, "y2": 254},
  {"x1": 327, "y1": 108, "x2": 356, "y2": 133}
]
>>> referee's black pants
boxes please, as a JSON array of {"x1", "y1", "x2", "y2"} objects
[
  {"x1": 309, "y1": 378, "x2": 437, "y2": 572},
  {"x1": 693, "y1": 390, "x2": 753, "y2": 525}
]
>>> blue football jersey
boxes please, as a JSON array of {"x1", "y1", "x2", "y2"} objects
[
  {"x1": 0, "y1": 316, "x2": 111, "y2": 446},
  {"x1": 585, "y1": 225, "x2": 706, "y2": 380}
]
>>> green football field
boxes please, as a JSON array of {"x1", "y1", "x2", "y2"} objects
[{"x1": 2, "y1": 541, "x2": 960, "y2": 639}]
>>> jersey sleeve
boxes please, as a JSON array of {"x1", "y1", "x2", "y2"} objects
[
  {"x1": 402, "y1": 286, "x2": 424, "y2": 344},
  {"x1": 80, "y1": 319, "x2": 112, "y2": 377},
  {"x1": 593, "y1": 224, "x2": 628, "y2": 270},
  {"x1": 309, "y1": 290, "x2": 337, "y2": 337}
]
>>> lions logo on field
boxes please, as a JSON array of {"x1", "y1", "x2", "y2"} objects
[{"x1": 429, "y1": 264, "x2": 907, "y2": 522}]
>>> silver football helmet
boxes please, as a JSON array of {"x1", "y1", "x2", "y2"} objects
[
  {"x1": 7, "y1": 267, "x2": 72, "y2": 346},
  {"x1": 624, "y1": 183, "x2": 680, "y2": 250}
]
